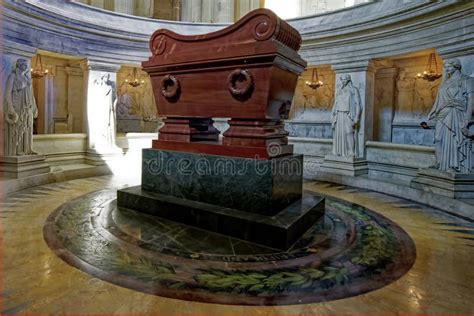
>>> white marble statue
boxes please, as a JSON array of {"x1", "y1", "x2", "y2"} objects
[
  {"x1": 4, "y1": 58, "x2": 38, "y2": 156},
  {"x1": 428, "y1": 59, "x2": 474, "y2": 173},
  {"x1": 331, "y1": 74, "x2": 362, "y2": 157},
  {"x1": 90, "y1": 73, "x2": 117, "y2": 150}
]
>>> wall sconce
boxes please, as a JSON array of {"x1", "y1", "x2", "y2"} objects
[
  {"x1": 125, "y1": 68, "x2": 145, "y2": 88},
  {"x1": 305, "y1": 68, "x2": 324, "y2": 89},
  {"x1": 30, "y1": 54, "x2": 49, "y2": 79},
  {"x1": 417, "y1": 53, "x2": 442, "y2": 81}
]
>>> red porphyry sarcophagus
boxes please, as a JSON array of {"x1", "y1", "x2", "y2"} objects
[{"x1": 142, "y1": 9, "x2": 307, "y2": 159}]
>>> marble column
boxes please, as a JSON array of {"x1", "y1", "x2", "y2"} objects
[
  {"x1": 113, "y1": 0, "x2": 134, "y2": 14},
  {"x1": 103, "y1": 0, "x2": 114, "y2": 10},
  {"x1": 65, "y1": 66, "x2": 84, "y2": 133},
  {"x1": 172, "y1": 0, "x2": 181, "y2": 21},
  {"x1": 80, "y1": 60, "x2": 123, "y2": 165},
  {"x1": 214, "y1": 0, "x2": 233, "y2": 23},
  {"x1": 90, "y1": 0, "x2": 105, "y2": 8},
  {"x1": 320, "y1": 60, "x2": 376, "y2": 176},
  {"x1": 181, "y1": 0, "x2": 202, "y2": 22},
  {"x1": 234, "y1": 0, "x2": 259, "y2": 20},
  {"x1": 32, "y1": 63, "x2": 55, "y2": 134},
  {"x1": 0, "y1": 41, "x2": 50, "y2": 178},
  {"x1": 201, "y1": 0, "x2": 214, "y2": 22},
  {"x1": 374, "y1": 67, "x2": 397, "y2": 142},
  {"x1": 135, "y1": 0, "x2": 153, "y2": 17}
]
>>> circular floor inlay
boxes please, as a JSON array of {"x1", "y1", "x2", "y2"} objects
[{"x1": 44, "y1": 190, "x2": 416, "y2": 306}]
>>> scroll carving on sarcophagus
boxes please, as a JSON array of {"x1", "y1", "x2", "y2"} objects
[{"x1": 142, "y1": 9, "x2": 307, "y2": 159}]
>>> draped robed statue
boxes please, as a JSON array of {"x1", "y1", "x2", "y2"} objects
[
  {"x1": 4, "y1": 58, "x2": 38, "y2": 156},
  {"x1": 331, "y1": 74, "x2": 362, "y2": 157},
  {"x1": 428, "y1": 59, "x2": 474, "y2": 173}
]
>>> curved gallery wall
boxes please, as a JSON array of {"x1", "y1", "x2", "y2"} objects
[{"x1": 2, "y1": 0, "x2": 474, "y2": 218}]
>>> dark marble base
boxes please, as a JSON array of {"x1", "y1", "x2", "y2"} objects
[
  {"x1": 142, "y1": 149, "x2": 303, "y2": 216},
  {"x1": 117, "y1": 186, "x2": 325, "y2": 250},
  {"x1": 45, "y1": 189, "x2": 416, "y2": 306}
]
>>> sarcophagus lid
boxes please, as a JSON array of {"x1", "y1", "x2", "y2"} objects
[
  {"x1": 143, "y1": 8, "x2": 306, "y2": 119},
  {"x1": 143, "y1": 9, "x2": 307, "y2": 159}
]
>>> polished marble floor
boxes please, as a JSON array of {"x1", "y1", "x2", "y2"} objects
[{"x1": 2, "y1": 175, "x2": 474, "y2": 314}]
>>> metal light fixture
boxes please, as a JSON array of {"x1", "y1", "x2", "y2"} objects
[
  {"x1": 417, "y1": 53, "x2": 442, "y2": 81},
  {"x1": 305, "y1": 68, "x2": 324, "y2": 89},
  {"x1": 125, "y1": 68, "x2": 145, "y2": 88},
  {"x1": 30, "y1": 54, "x2": 49, "y2": 79}
]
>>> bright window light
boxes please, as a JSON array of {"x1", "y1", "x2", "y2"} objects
[{"x1": 264, "y1": 0, "x2": 301, "y2": 19}]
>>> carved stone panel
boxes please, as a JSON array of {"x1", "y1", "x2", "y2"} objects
[
  {"x1": 117, "y1": 66, "x2": 157, "y2": 120},
  {"x1": 290, "y1": 66, "x2": 335, "y2": 122},
  {"x1": 392, "y1": 55, "x2": 442, "y2": 123}
]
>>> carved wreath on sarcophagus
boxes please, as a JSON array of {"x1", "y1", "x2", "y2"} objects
[
  {"x1": 227, "y1": 68, "x2": 254, "y2": 96},
  {"x1": 160, "y1": 74, "x2": 180, "y2": 99}
]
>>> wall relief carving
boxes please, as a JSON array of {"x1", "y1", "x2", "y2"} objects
[
  {"x1": 395, "y1": 68, "x2": 441, "y2": 125},
  {"x1": 117, "y1": 67, "x2": 157, "y2": 121},
  {"x1": 290, "y1": 68, "x2": 335, "y2": 121}
]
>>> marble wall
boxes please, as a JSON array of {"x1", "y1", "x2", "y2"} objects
[
  {"x1": 266, "y1": 0, "x2": 367, "y2": 18},
  {"x1": 181, "y1": 0, "x2": 234, "y2": 23},
  {"x1": 16, "y1": 56, "x2": 158, "y2": 137},
  {"x1": 234, "y1": 0, "x2": 260, "y2": 20},
  {"x1": 76, "y1": 0, "x2": 173, "y2": 19},
  {"x1": 287, "y1": 53, "x2": 444, "y2": 147},
  {"x1": 116, "y1": 66, "x2": 157, "y2": 120},
  {"x1": 31, "y1": 54, "x2": 84, "y2": 134},
  {"x1": 392, "y1": 55, "x2": 442, "y2": 124},
  {"x1": 375, "y1": 54, "x2": 442, "y2": 146},
  {"x1": 286, "y1": 67, "x2": 335, "y2": 138},
  {"x1": 373, "y1": 67, "x2": 397, "y2": 143},
  {"x1": 116, "y1": 66, "x2": 159, "y2": 133},
  {"x1": 153, "y1": 0, "x2": 180, "y2": 20},
  {"x1": 76, "y1": 0, "x2": 369, "y2": 21}
]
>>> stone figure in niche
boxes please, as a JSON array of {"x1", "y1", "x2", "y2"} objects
[
  {"x1": 92, "y1": 73, "x2": 117, "y2": 149},
  {"x1": 396, "y1": 70, "x2": 416, "y2": 117},
  {"x1": 4, "y1": 58, "x2": 38, "y2": 156},
  {"x1": 331, "y1": 74, "x2": 362, "y2": 157},
  {"x1": 116, "y1": 84, "x2": 134, "y2": 119},
  {"x1": 141, "y1": 78, "x2": 158, "y2": 119},
  {"x1": 414, "y1": 77, "x2": 440, "y2": 118},
  {"x1": 293, "y1": 74, "x2": 335, "y2": 119},
  {"x1": 319, "y1": 81, "x2": 335, "y2": 111},
  {"x1": 116, "y1": 94, "x2": 133, "y2": 119},
  {"x1": 428, "y1": 59, "x2": 474, "y2": 173}
]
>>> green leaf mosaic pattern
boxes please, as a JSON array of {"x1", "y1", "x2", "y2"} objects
[{"x1": 44, "y1": 190, "x2": 415, "y2": 305}]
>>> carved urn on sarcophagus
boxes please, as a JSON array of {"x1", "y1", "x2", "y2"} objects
[{"x1": 142, "y1": 9, "x2": 307, "y2": 159}]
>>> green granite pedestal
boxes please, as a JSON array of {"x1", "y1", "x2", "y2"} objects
[{"x1": 117, "y1": 149, "x2": 325, "y2": 250}]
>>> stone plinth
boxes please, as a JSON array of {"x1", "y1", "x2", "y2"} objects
[
  {"x1": 118, "y1": 186, "x2": 325, "y2": 250},
  {"x1": 85, "y1": 149, "x2": 123, "y2": 166},
  {"x1": 411, "y1": 168, "x2": 474, "y2": 199},
  {"x1": 117, "y1": 118, "x2": 142, "y2": 133},
  {"x1": 141, "y1": 149, "x2": 303, "y2": 216},
  {"x1": 320, "y1": 155, "x2": 368, "y2": 176},
  {"x1": 0, "y1": 155, "x2": 50, "y2": 179},
  {"x1": 117, "y1": 149, "x2": 325, "y2": 250}
]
